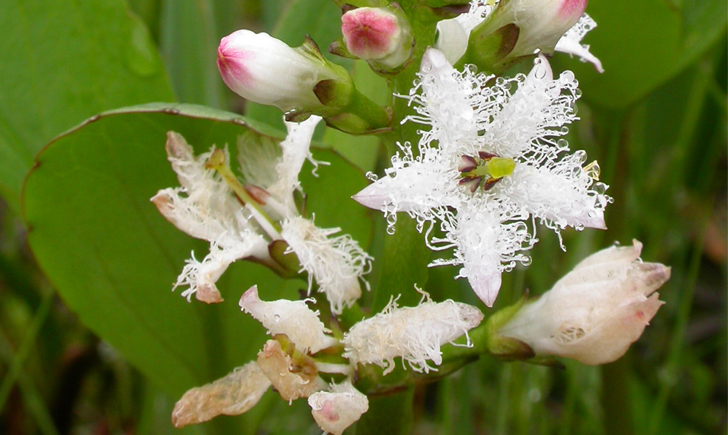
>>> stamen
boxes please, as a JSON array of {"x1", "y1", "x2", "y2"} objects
[{"x1": 458, "y1": 153, "x2": 516, "y2": 192}]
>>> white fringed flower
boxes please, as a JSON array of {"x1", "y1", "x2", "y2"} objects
[
  {"x1": 281, "y1": 216, "x2": 373, "y2": 315},
  {"x1": 171, "y1": 361, "x2": 271, "y2": 428},
  {"x1": 308, "y1": 381, "x2": 369, "y2": 435},
  {"x1": 342, "y1": 295, "x2": 483, "y2": 374},
  {"x1": 154, "y1": 117, "x2": 372, "y2": 307},
  {"x1": 239, "y1": 285, "x2": 338, "y2": 353},
  {"x1": 354, "y1": 48, "x2": 610, "y2": 307},
  {"x1": 497, "y1": 240, "x2": 670, "y2": 364},
  {"x1": 152, "y1": 132, "x2": 269, "y2": 303}
]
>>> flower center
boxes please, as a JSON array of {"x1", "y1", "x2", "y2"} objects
[{"x1": 458, "y1": 152, "x2": 516, "y2": 193}]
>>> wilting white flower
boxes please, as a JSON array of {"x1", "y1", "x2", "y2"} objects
[
  {"x1": 152, "y1": 132, "x2": 269, "y2": 303},
  {"x1": 308, "y1": 381, "x2": 369, "y2": 435},
  {"x1": 281, "y1": 216, "x2": 373, "y2": 314},
  {"x1": 435, "y1": 0, "x2": 602, "y2": 72},
  {"x1": 171, "y1": 362, "x2": 271, "y2": 428},
  {"x1": 257, "y1": 339, "x2": 328, "y2": 402},
  {"x1": 343, "y1": 295, "x2": 483, "y2": 374},
  {"x1": 154, "y1": 117, "x2": 372, "y2": 309},
  {"x1": 354, "y1": 48, "x2": 609, "y2": 306},
  {"x1": 497, "y1": 240, "x2": 669, "y2": 365},
  {"x1": 239, "y1": 285, "x2": 338, "y2": 353}
]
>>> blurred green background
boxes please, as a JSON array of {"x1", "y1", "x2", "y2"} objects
[{"x1": 0, "y1": 0, "x2": 725, "y2": 434}]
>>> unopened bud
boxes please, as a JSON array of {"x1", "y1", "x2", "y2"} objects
[
  {"x1": 340, "y1": 6, "x2": 414, "y2": 71},
  {"x1": 171, "y1": 362, "x2": 270, "y2": 427},
  {"x1": 464, "y1": 0, "x2": 588, "y2": 72},
  {"x1": 217, "y1": 30, "x2": 350, "y2": 114},
  {"x1": 308, "y1": 381, "x2": 369, "y2": 435},
  {"x1": 492, "y1": 240, "x2": 669, "y2": 365}
]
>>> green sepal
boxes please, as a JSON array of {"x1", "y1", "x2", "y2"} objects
[
  {"x1": 484, "y1": 291, "x2": 536, "y2": 361},
  {"x1": 525, "y1": 356, "x2": 566, "y2": 369},
  {"x1": 459, "y1": 22, "x2": 520, "y2": 74},
  {"x1": 329, "y1": 39, "x2": 357, "y2": 59},
  {"x1": 267, "y1": 240, "x2": 302, "y2": 278}
]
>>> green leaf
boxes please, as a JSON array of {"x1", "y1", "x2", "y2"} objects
[
  {"x1": 22, "y1": 104, "x2": 372, "y2": 418},
  {"x1": 0, "y1": 0, "x2": 175, "y2": 211},
  {"x1": 159, "y1": 0, "x2": 225, "y2": 107},
  {"x1": 556, "y1": 0, "x2": 727, "y2": 108}
]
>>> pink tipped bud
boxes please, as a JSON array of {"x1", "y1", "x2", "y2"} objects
[
  {"x1": 341, "y1": 7, "x2": 413, "y2": 70},
  {"x1": 487, "y1": 0, "x2": 587, "y2": 55},
  {"x1": 462, "y1": 0, "x2": 593, "y2": 72},
  {"x1": 217, "y1": 30, "x2": 342, "y2": 112}
]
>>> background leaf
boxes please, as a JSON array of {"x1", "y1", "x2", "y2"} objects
[
  {"x1": 0, "y1": 0, "x2": 175, "y2": 211},
  {"x1": 554, "y1": 0, "x2": 727, "y2": 108},
  {"x1": 22, "y1": 104, "x2": 372, "y2": 429},
  {"x1": 159, "y1": 0, "x2": 225, "y2": 107}
]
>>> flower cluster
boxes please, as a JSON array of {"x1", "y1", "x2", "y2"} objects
[
  {"x1": 152, "y1": 0, "x2": 672, "y2": 433},
  {"x1": 170, "y1": 285, "x2": 483, "y2": 430}
]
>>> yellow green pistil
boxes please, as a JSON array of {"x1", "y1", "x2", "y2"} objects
[
  {"x1": 458, "y1": 152, "x2": 516, "y2": 193},
  {"x1": 206, "y1": 149, "x2": 282, "y2": 235}
]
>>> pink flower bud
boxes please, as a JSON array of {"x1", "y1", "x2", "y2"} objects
[
  {"x1": 217, "y1": 30, "x2": 340, "y2": 112},
  {"x1": 340, "y1": 7, "x2": 413, "y2": 70},
  {"x1": 496, "y1": 240, "x2": 670, "y2": 365}
]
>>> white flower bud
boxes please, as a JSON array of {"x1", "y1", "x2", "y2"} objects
[
  {"x1": 217, "y1": 30, "x2": 341, "y2": 113},
  {"x1": 483, "y1": 0, "x2": 588, "y2": 56},
  {"x1": 171, "y1": 362, "x2": 270, "y2": 428},
  {"x1": 308, "y1": 381, "x2": 369, "y2": 435},
  {"x1": 239, "y1": 286, "x2": 338, "y2": 353},
  {"x1": 343, "y1": 297, "x2": 483, "y2": 374},
  {"x1": 497, "y1": 240, "x2": 670, "y2": 365},
  {"x1": 257, "y1": 340, "x2": 328, "y2": 402}
]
